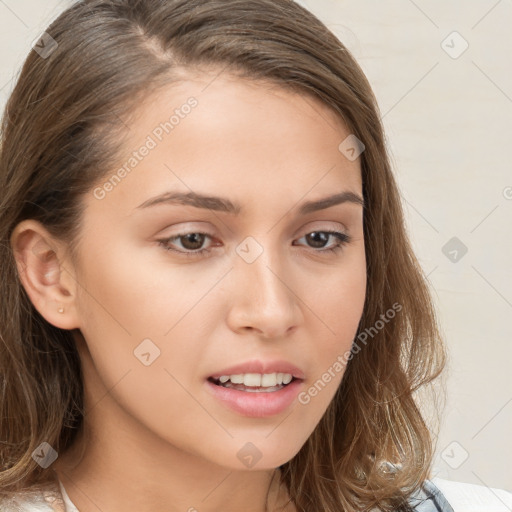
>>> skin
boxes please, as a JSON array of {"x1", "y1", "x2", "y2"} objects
[{"x1": 11, "y1": 70, "x2": 366, "y2": 512}]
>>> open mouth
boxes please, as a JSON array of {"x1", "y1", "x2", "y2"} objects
[{"x1": 207, "y1": 376, "x2": 300, "y2": 393}]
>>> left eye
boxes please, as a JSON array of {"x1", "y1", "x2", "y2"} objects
[{"x1": 157, "y1": 230, "x2": 351, "y2": 259}]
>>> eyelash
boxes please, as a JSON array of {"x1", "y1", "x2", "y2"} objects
[{"x1": 157, "y1": 230, "x2": 351, "y2": 259}]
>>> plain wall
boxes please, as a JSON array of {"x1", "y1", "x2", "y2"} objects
[{"x1": 1, "y1": 0, "x2": 511, "y2": 492}]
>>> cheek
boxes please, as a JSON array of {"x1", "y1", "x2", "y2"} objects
[
  {"x1": 74, "y1": 239, "x2": 182, "y2": 339},
  {"x1": 305, "y1": 249, "x2": 366, "y2": 387},
  {"x1": 73, "y1": 239, "x2": 209, "y2": 388},
  {"x1": 306, "y1": 248, "x2": 366, "y2": 343}
]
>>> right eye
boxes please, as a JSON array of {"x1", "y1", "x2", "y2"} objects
[{"x1": 157, "y1": 232, "x2": 217, "y2": 259}]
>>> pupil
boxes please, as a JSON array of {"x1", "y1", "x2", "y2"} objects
[
  {"x1": 307, "y1": 232, "x2": 327, "y2": 248},
  {"x1": 182, "y1": 233, "x2": 204, "y2": 250}
]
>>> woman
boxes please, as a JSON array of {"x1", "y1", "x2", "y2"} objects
[{"x1": 1, "y1": 1, "x2": 510, "y2": 511}]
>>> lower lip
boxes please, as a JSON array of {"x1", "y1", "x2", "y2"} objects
[{"x1": 204, "y1": 378, "x2": 303, "y2": 418}]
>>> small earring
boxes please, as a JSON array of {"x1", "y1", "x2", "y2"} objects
[{"x1": 57, "y1": 306, "x2": 64, "y2": 314}]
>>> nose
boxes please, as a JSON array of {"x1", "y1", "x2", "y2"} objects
[{"x1": 226, "y1": 241, "x2": 303, "y2": 339}]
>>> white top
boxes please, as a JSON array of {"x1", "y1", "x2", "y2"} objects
[
  {"x1": 57, "y1": 480, "x2": 78, "y2": 512},
  {"x1": 431, "y1": 477, "x2": 512, "y2": 512},
  {"x1": 1, "y1": 476, "x2": 511, "y2": 511}
]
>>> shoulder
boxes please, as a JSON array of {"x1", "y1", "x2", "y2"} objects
[
  {"x1": 414, "y1": 477, "x2": 512, "y2": 512},
  {"x1": 0, "y1": 481, "x2": 67, "y2": 512}
]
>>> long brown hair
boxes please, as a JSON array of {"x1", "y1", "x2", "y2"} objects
[{"x1": 0, "y1": 1, "x2": 447, "y2": 510}]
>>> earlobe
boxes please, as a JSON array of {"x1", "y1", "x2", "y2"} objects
[{"x1": 9, "y1": 219, "x2": 80, "y2": 330}]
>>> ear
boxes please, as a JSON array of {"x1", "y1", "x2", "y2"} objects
[{"x1": 10, "y1": 219, "x2": 80, "y2": 330}]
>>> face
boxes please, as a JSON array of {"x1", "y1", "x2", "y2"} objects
[{"x1": 55, "y1": 71, "x2": 366, "y2": 470}]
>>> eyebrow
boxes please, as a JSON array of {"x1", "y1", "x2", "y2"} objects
[{"x1": 135, "y1": 189, "x2": 365, "y2": 215}]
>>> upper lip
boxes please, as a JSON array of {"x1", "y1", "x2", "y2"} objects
[{"x1": 208, "y1": 360, "x2": 305, "y2": 380}]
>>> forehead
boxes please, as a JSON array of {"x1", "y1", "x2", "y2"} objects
[{"x1": 87, "y1": 70, "x2": 363, "y2": 218}]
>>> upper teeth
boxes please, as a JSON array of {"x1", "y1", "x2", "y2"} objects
[{"x1": 217, "y1": 373, "x2": 293, "y2": 387}]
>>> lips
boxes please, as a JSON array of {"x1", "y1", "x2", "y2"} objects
[
  {"x1": 204, "y1": 375, "x2": 304, "y2": 417},
  {"x1": 207, "y1": 359, "x2": 306, "y2": 380}
]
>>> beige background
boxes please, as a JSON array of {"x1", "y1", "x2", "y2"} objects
[{"x1": 1, "y1": 0, "x2": 511, "y2": 492}]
